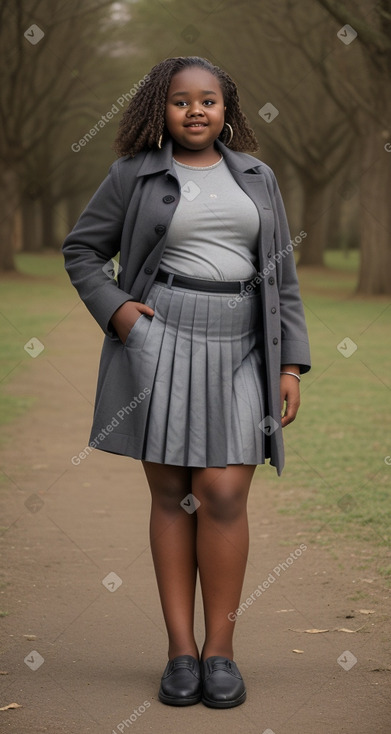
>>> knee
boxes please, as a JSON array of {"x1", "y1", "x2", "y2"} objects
[
  {"x1": 150, "y1": 481, "x2": 190, "y2": 513},
  {"x1": 144, "y1": 464, "x2": 191, "y2": 514},
  {"x1": 198, "y1": 483, "x2": 246, "y2": 523}
]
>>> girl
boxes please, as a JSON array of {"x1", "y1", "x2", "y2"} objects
[{"x1": 63, "y1": 56, "x2": 311, "y2": 709}]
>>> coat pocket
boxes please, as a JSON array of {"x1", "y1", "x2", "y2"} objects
[{"x1": 124, "y1": 313, "x2": 152, "y2": 349}]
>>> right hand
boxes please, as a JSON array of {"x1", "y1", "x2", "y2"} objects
[{"x1": 110, "y1": 301, "x2": 154, "y2": 344}]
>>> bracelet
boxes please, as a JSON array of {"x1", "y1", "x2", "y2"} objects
[{"x1": 280, "y1": 371, "x2": 301, "y2": 382}]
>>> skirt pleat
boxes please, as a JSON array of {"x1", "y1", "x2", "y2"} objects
[
  {"x1": 164, "y1": 292, "x2": 192, "y2": 464},
  {"x1": 91, "y1": 280, "x2": 267, "y2": 467}
]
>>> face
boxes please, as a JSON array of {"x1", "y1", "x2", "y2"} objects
[{"x1": 164, "y1": 67, "x2": 226, "y2": 153}]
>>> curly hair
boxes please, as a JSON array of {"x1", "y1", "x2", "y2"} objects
[{"x1": 113, "y1": 56, "x2": 259, "y2": 157}]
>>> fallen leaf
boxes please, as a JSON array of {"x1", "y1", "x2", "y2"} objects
[
  {"x1": 292, "y1": 649, "x2": 304, "y2": 654},
  {"x1": 333, "y1": 625, "x2": 366, "y2": 633},
  {"x1": 23, "y1": 634, "x2": 36, "y2": 641},
  {"x1": 289, "y1": 628, "x2": 329, "y2": 634},
  {"x1": 334, "y1": 627, "x2": 357, "y2": 633},
  {"x1": 0, "y1": 671, "x2": 9, "y2": 675},
  {"x1": 0, "y1": 702, "x2": 22, "y2": 711},
  {"x1": 290, "y1": 625, "x2": 366, "y2": 634},
  {"x1": 357, "y1": 609, "x2": 375, "y2": 615}
]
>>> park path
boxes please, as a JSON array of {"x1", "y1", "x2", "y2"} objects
[{"x1": 0, "y1": 295, "x2": 390, "y2": 734}]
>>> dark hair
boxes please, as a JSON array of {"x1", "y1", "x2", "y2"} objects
[{"x1": 113, "y1": 56, "x2": 259, "y2": 157}]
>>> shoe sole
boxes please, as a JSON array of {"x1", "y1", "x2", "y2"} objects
[
  {"x1": 201, "y1": 689, "x2": 247, "y2": 709},
  {"x1": 158, "y1": 691, "x2": 202, "y2": 706}
]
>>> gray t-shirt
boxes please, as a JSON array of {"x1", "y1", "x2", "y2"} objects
[{"x1": 160, "y1": 155, "x2": 260, "y2": 280}]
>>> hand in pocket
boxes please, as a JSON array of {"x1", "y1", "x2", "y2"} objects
[{"x1": 110, "y1": 301, "x2": 154, "y2": 344}]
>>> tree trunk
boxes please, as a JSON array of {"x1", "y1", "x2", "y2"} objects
[
  {"x1": 357, "y1": 122, "x2": 391, "y2": 294},
  {"x1": 41, "y1": 191, "x2": 58, "y2": 249},
  {"x1": 0, "y1": 168, "x2": 18, "y2": 271},
  {"x1": 21, "y1": 194, "x2": 42, "y2": 252},
  {"x1": 66, "y1": 195, "x2": 83, "y2": 231},
  {"x1": 324, "y1": 184, "x2": 343, "y2": 252},
  {"x1": 297, "y1": 176, "x2": 332, "y2": 266}
]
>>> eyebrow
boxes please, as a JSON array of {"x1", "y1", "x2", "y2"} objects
[{"x1": 170, "y1": 90, "x2": 218, "y2": 97}]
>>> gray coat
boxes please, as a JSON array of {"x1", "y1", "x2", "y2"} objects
[{"x1": 62, "y1": 138, "x2": 311, "y2": 474}]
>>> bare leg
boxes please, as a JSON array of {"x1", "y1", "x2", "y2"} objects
[
  {"x1": 192, "y1": 464, "x2": 256, "y2": 661},
  {"x1": 142, "y1": 461, "x2": 198, "y2": 660}
]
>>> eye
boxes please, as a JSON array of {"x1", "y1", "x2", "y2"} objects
[{"x1": 174, "y1": 99, "x2": 216, "y2": 107}]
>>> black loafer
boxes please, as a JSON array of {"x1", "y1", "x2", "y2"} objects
[
  {"x1": 201, "y1": 656, "x2": 246, "y2": 708},
  {"x1": 158, "y1": 654, "x2": 202, "y2": 706}
]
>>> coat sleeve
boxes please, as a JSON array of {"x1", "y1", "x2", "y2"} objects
[
  {"x1": 62, "y1": 159, "x2": 135, "y2": 336},
  {"x1": 269, "y1": 170, "x2": 311, "y2": 374}
]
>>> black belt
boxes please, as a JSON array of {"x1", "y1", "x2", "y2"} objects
[{"x1": 155, "y1": 268, "x2": 260, "y2": 294}]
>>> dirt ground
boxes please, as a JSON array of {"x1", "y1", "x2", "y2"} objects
[{"x1": 1, "y1": 299, "x2": 390, "y2": 734}]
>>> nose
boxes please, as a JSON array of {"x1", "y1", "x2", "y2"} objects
[{"x1": 186, "y1": 102, "x2": 205, "y2": 117}]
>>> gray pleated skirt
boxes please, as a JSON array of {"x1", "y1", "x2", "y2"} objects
[{"x1": 90, "y1": 280, "x2": 267, "y2": 467}]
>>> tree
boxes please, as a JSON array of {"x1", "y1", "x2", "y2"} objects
[
  {"x1": 314, "y1": 0, "x2": 391, "y2": 293},
  {"x1": 0, "y1": 0, "x2": 117, "y2": 270}
]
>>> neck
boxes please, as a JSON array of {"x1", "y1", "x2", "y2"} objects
[{"x1": 171, "y1": 142, "x2": 221, "y2": 167}]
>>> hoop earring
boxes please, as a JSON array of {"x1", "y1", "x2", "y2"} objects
[
  {"x1": 157, "y1": 134, "x2": 163, "y2": 149},
  {"x1": 223, "y1": 122, "x2": 233, "y2": 146}
]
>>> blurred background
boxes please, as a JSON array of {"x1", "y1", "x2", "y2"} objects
[{"x1": 0, "y1": 0, "x2": 390, "y2": 292}]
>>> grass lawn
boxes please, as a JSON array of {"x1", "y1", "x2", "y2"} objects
[
  {"x1": 1, "y1": 250, "x2": 390, "y2": 560},
  {"x1": 0, "y1": 252, "x2": 76, "y2": 432},
  {"x1": 261, "y1": 250, "x2": 391, "y2": 560}
]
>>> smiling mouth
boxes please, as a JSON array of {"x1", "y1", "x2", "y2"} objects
[{"x1": 185, "y1": 123, "x2": 207, "y2": 128}]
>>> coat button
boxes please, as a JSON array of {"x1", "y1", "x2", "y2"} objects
[
  {"x1": 144, "y1": 267, "x2": 153, "y2": 274},
  {"x1": 163, "y1": 195, "x2": 175, "y2": 203},
  {"x1": 273, "y1": 337, "x2": 278, "y2": 345},
  {"x1": 268, "y1": 277, "x2": 275, "y2": 285},
  {"x1": 271, "y1": 306, "x2": 276, "y2": 314},
  {"x1": 154, "y1": 224, "x2": 166, "y2": 235}
]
